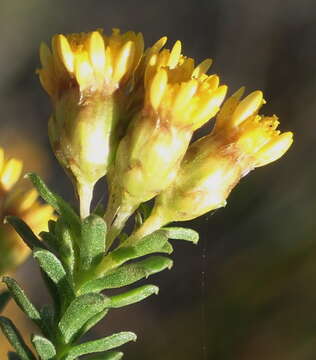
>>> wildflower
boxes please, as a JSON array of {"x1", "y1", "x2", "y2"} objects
[
  {"x1": 105, "y1": 38, "x2": 227, "y2": 243},
  {"x1": 131, "y1": 89, "x2": 293, "y2": 241},
  {"x1": 0, "y1": 148, "x2": 55, "y2": 277},
  {"x1": 38, "y1": 29, "x2": 144, "y2": 217}
]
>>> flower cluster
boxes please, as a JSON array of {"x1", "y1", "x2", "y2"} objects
[
  {"x1": 38, "y1": 28, "x2": 293, "y2": 243},
  {"x1": 0, "y1": 148, "x2": 55, "y2": 277}
]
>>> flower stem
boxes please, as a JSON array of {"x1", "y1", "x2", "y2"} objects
[{"x1": 78, "y1": 182, "x2": 94, "y2": 219}]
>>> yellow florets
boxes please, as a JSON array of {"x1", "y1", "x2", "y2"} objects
[
  {"x1": 215, "y1": 88, "x2": 293, "y2": 168},
  {"x1": 38, "y1": 28, "x2": 144, "y2": 98},
  {"x1": 0, "y1": 148, "x2": 55, "y2": 275},
  {"x1": 143, "y1": 39, "x2": 227, "y2": 129}
]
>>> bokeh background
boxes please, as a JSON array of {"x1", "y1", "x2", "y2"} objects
[{"x1": 1, "y1": 0, "x2": 316, "y2": 359}]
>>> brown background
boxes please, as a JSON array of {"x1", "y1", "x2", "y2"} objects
[{"x1": 1, "y1": 0, "x2": 316, "y2": 359}]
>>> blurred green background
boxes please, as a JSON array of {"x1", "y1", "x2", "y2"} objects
[{"x1": 1, "y1": 0, "x2": 315, "y2": 359}]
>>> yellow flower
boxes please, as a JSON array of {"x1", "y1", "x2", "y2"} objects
[
  {"x1": 0, "y1": 148, "x2": 55, "y2": 277},
  {"x1": 105, "y1": 38, "x2": 227, "y2": 244},
  {"x1": 38, "y1": 28, "x2": 144, "y2": 217},
  {"x1": 130, "y1": 89, "x2": 293, "y2": 241}
]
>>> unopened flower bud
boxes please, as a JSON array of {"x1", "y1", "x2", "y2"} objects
[
  {"x1": 132, "y1": 89, "x2": 293, "y2": 240},
  {"x1": 38, "y1": 29, "x2": 144, "y2": 217}
]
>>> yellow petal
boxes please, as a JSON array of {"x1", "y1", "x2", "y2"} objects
[
  {"x1": 56, "y1": 34, "x2": 74, "y2": 73},
  {"x1": 15, "y1": 188, "x2": 39, "y2": 214},
  {"x1": 193, "y1": 85, "x2": 228, "y2": 129},
  {"x1": 104, "y1": 46, "x2": 113, "y2": 80},
  {"x1": 88, "y1": 31, "x2": 106, "y2": 76},
  {"x1": 150, "y1": 69, "x2": 168, "y2": 110},
  {"x1": 255, "y1": 132, "x2": 293, "y2": 167},
  {"x1": 75, "y1": 54, "x2": 94, "y2": 90},
  {"x1": 1, "y1": 159, "x2": 23, "y2": 191},
  {"x1": 173, "y1": 80, "x2": 198, "y2": 113},
  {"x1": 113, "y1": 41, "x2": 136, "y2": 83},
  {"x1": 40, "y1": 42, "x2": 54, "y2": 70},
  {"x1": 232, "y1": 90, "x2": 263, "y2": 126},
  {"x1": 192, "y1": 58, "x2": 213, "y2": 78},
  {"x1": 168, "y1": 40, "x2": 182, "y2": 69},
  {"x1": 38, "y1": 69, "x2": 55, "y2": 96}
]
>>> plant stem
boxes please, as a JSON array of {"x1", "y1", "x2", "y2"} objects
[{"x1": 78, "y1": 182, "x2": 94, "y2": 219}]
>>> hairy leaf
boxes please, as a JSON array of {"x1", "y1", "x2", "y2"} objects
[
  {"x1": 2, "y1": 277, "x2": 41, "y2": 325},
  {"x1": 110, "y1": 285, "x2": 159, "y2": 308},
  {"x1": 0, "y1": 291, "x2": 10, "y2": 312},
  {"x1": 80, "y1": 214, "x2": 106, "y2": 270},
  {"x1": 58, "y1": 293, "x2": 111, "y2": 343},
  {"x1": 80, "y1": 256, "x2": 172, "y2": 294},
  {"x1": 163, "y1": 227, "x2": 199, "y2": 244},
  {"x1": 0, "y1": 317, "x2": 36, "y2": 360},
  {"x1": 64, "y1": 332, "x2": 136, "y2": 360},
  {"x1": 31, "y1": 335, "x2": 56, "y2": 360}
]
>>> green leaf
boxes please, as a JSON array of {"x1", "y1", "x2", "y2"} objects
[
  {"x1": 163, "y1": 227, "x2": 199, "y2": 244},
  {"x1": 58, "y1": 293, "x2": 111, "y2": 343},
  {"x1": 110, "y1": 285, "x2": 158, "y2": 308},
  {"x1": 5, "y1": 216, "x2": 46, "y2": 250},
  {"x1": 33, "y1": 249, "x2": 74, "y2": 303},
  {"x1": 0, "y1": 291, "x2": 10, "y2": 312},
  {"x1": 31, "y1": 335, "x2": 56, "y2": 360},
  {"x1": 97, "y1": 231, "x2": 169, "y2": 276},
  {"x1": 2, "y1": 277, "x2": 41, "y2": 325},
  {"x1": 54, "y1": 218, "x2": 76, "y2": 276},
  {"x1": 160, "y1": 241, "x2": 174, "y2": 254},
  {"x1": 86, "y1": 352, "x2": 123, "y2": 360},
  {"x1": 80, "y1": 256, "x2": 172, "y2": 294},
  {"x1": 64, "y1": 332, "x2": 136, "y2": 360},
  {"x1": 73, "y1": 308, "x2": 108, "y2": 342},
  {"x1": 0, "y1": 316, "x2": 36, "y2": 360},
  {"x1": 40, "y1": 305, "x2": 55, "y2": 338},
  {"x1": 80, "y1": 214, "x2": 106, "y2": 270},
  {"x1": 26, "y1": 173, "x2": 80, "y2": 233}
]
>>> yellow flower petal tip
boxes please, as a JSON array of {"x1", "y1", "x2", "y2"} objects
[
  {"x1": 0, "y1": 158, "x2": 23, "y2": 192},
  {"x1": 231, "y1": 90, "x2": 263, "y2": 126}
]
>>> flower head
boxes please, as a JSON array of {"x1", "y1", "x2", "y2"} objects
[
  {"x1": 0, "y1": 148, "x2": 55, "y2": 276},
  {"x1": 38, "y1": 29, "x2": 144, "y2": 217},
  {"x1": 105, "y1": 38, "x2": 227, "y2": 240},
  {"x1": 131, "y1": 90, "x2": 293, "y2": 240}
]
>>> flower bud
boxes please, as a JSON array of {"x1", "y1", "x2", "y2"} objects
[
  {"x1": 105, "y1": 38, "x2": 227, "y2": 241},
  {"x1": 38, "y1": 29, "x2": 144, "y2": 217},
  {"x1": 132, "y1": 90, "x2": 293, "y2": 240}
]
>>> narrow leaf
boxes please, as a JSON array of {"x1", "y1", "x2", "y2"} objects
[
  {"x1": 80, "y1": 256, "x2": 172, "y2": 294},
  {"x1": 0, "y1": 316, "x2": 36, "y2": 360},
  {"x1": 97, "y1": 231, "x2": 168, "y2": 276},
  {"x1": 33, "y1": 249, "x2": 73, "y2": 302},
  {"x1": 26, "y1": 173, "x2": 80, "y2": 232},
  {"x1": 54, "y1": 218, "x2": 76, "y2": 276},
  {"x1": 2, "y1": 277, "x2": 41, "y2": 325},
  {"x1": 31, "y1": 335, "x2": 56, "y2": 360},
  {"x1": 58, "y1": 293, "x2": 111, "y2": 343},
  {"x1": 86, "y1": 352, "x2": 123, "y2": 360},
  {"x1": 5, "y1": 216, "x2": 46, "y2": 250},
  {"x1": 80, "y1": 215, "x2": 106, "y2": 270},
  {"x1": 0, "y1": 291, "x2": 10, "y2": 312},
  {"x1": 64, "y1": 332, "x2": 136, "y2": 360},
  {"x1": 163, "y1": 227, "x2": 199, "y2": 244},
  {"x1": 73, "y1": 308, "x2": 108, "y2": 342},
  {"x1": 40, "y1": 305, "x2": 55, "y2": 338},
  {"x1": 110, "y1": 285, "x2": 158, "y2": 308}
]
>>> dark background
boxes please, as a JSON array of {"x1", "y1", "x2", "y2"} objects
[{"x1": 1, "y1": 0, "x2": 316, "y2": 359}]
